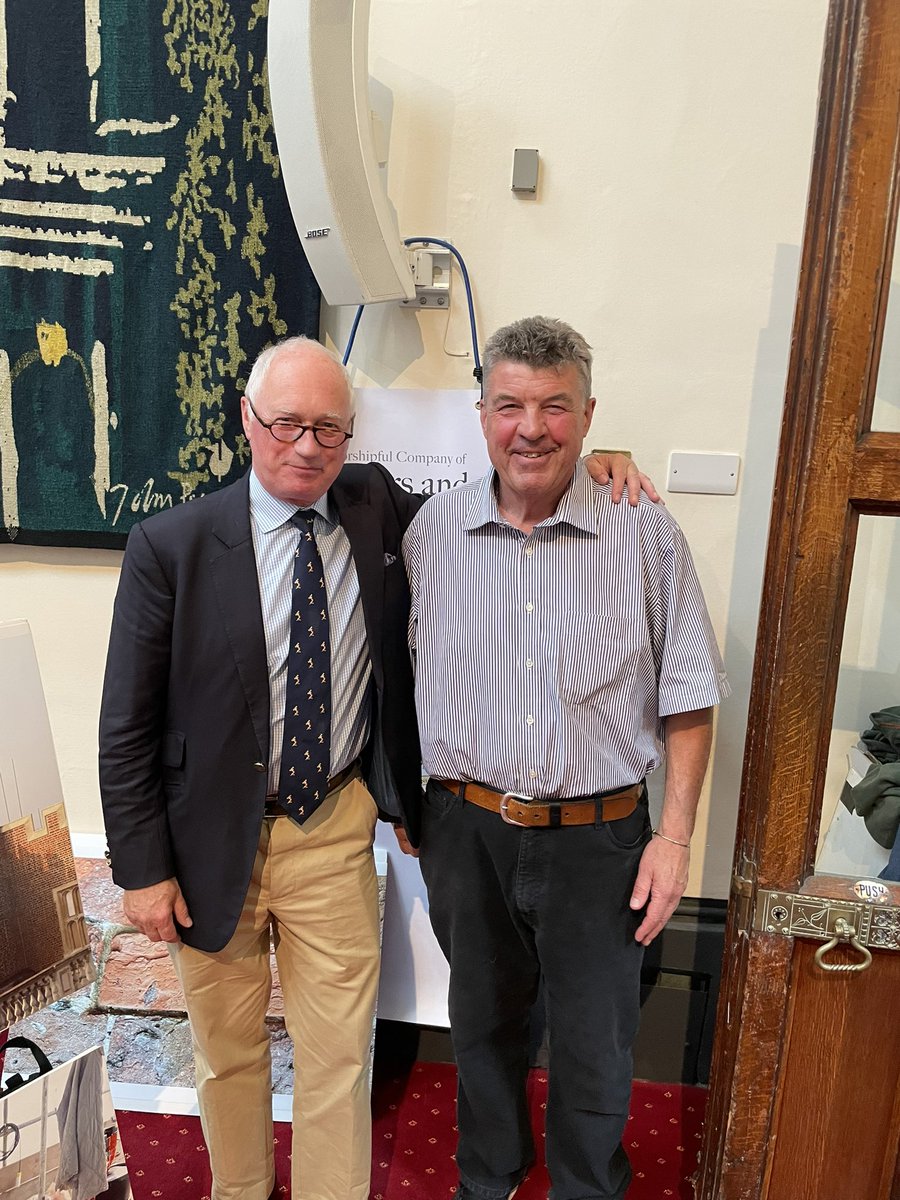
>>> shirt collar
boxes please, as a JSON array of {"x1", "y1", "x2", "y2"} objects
[
  {"x1": 249, "y1": 469, "x2": 335, "y2": 534},
  {"x1": 464, "y1": 459, "x2": 599, "y2": 536}
]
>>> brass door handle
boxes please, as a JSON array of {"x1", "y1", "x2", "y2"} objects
[{"x1": 813, "y1": 918, "x2": 873, "y2": 973}]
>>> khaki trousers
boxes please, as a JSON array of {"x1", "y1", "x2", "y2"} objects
[{"x1": 170, "y1": 777, "x2": 380, "y2": 1200}]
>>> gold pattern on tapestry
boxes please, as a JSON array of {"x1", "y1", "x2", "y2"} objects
[
  {"x1": 243, "y1": 182, "x2": 266, "y2": 279},
  {"x1": 36, "y1": 319, "x2": 68, "y2": 367},
  {"x1": 164, "y1": 0, "x2": 286, "y2": 501},
  {"x1": 243, "y1": 48, "x2": 279, "y2": 174}
]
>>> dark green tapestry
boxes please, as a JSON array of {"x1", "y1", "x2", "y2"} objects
[{"x1": 0, "y1": 0, "x2": 320, "y2": 547}]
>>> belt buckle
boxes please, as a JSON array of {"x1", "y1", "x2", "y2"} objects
[{"x1": 500, "y1": 791, "x2": 533, "y2": 827}]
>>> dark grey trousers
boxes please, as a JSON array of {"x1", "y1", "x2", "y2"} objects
[{"x1": 420, "y1": 780, "x2": 650, "y2": 1200}]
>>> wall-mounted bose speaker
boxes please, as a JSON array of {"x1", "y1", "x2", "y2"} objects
[{"x1": 268, "y1": 0, "x2": 415, "y2": 307}]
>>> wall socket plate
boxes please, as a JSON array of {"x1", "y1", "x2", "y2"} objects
[
  {"x1": 512, "y1": 148, "x2": 540, "y2": 193},
  {"x1": 667, "y1": 452, "x2": 740, "y2": 495}
]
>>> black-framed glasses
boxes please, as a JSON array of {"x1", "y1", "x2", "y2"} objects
[{"x1": 245, "y1": 395, "x2": 354, "y2": 447}]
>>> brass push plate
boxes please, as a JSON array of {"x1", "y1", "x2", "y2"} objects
[{"x1": 753, "y1": 889, "x2": 900, "y2": 951}]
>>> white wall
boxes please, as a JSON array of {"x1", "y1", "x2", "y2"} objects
[
  {"x1": 324, "y1": 0, "x2": 830, "y2": 898},
  {"x1": 0, "y1": 548, "x2": 121, "y2": 833},
  {"x1": 0, "y1": 1, "x2": 830, "y2": 903}
]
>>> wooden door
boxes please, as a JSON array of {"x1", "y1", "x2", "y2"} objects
[{"x1": 697, "y1": 2, "x2": 900, "y2": 1197}]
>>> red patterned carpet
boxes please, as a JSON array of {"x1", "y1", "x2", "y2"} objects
[{"x1": 118, "y1": 1062, "x2": 706, "y2": 1199}]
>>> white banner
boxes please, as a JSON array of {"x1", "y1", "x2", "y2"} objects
[
  {"x1": 350, "y1": 387, "x2": 489, "y2": 497},
  {"x1": 350, "y1": 387, "x2": 489, "y2": 1027}
]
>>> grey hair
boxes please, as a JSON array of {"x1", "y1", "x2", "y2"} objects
[
  {"x1": 481, "y1": 316, "x2": 593, "y2": 404},
  {"x1": 244, "y1": 336, "x2": 355, "y2": 415}
]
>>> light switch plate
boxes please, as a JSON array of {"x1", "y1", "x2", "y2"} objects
[{"x1": 667, "y1": 452, "x2": 740, "y2": 495}]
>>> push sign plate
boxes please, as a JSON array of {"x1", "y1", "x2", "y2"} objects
[{"x1": 854, "y1": 879, "x2": 890, "y2": 902}]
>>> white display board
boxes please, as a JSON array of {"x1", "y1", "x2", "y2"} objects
[
  {"x1": 353, "y1": 388, "x2": 489, "y2": 1027},
  {"x1": 0, "y1": 620, "x2": 67, "y2": 831}
]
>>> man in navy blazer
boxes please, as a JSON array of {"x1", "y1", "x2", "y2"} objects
[
  {"x1": 99, "y1": 337, "x2": 424, "y2": 1200},
  {"x1": 99, "y1": 334, "x2": 643, "y2": 1200}
]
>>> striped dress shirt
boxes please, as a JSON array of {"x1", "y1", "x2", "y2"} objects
[
  {"x1": 403, "y1": 460, "x2": 730, "y2": 798},
  {"x1": 248, "y1": 471, "x2": 371, "y2": 796}
]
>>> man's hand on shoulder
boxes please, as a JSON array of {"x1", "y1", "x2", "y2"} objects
[
  {"x1": 123, "y1": 878, "x2": 193, "y2": 944},
  {"x1": 628, "y1": 837, "x2": 689, "y2": 946},
  {"x1": 583, "y1": 452, "x2": 662, "y2": 506}
]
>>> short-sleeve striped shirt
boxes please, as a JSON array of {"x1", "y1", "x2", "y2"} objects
[
  {"x1": 403, "y1": 460, "x2": 730, "y2": 798},
  {"x1": 248, "y1": 471, "x2": 371, "y2": 795}
]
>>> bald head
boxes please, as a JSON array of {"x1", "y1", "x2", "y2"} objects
[{"x1": 245, "y1": 336, "x2": 354, "y2": 416}]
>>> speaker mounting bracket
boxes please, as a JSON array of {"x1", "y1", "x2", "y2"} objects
[{"x1": 399, "y1": 248, "x2": 452, "y2": 308}]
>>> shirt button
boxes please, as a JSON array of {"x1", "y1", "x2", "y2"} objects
[
  {"x1": 529, "y1": 769, "x2": 538, "y2": 779},
  {"x1": 253, "y1": 761, "x2": 267, "y2": 773},
  {"x1": 526, "y1": 715, "x2": 535, "y2": 725},
  {"x1": 525, "y1": 602, "x2": 534, "y2": 613},
  {"x1": 525, "y1": 659, "x2": 534, "y2": 668},
  {"x1": 525, "y1": 545, "x2": 534, "y2": 557}
]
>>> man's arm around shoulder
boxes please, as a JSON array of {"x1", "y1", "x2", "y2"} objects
[{"x1": 339, "y1": 461, "x2": 427, "y2": 527}]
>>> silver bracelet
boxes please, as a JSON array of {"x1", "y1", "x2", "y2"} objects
[{"x1": 651, "y1": 829, "x2": 690, "y2": 848}]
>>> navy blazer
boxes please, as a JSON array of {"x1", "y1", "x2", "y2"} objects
[{"x1": 99, "y1": 465, "x2": 424, "y2": 951}]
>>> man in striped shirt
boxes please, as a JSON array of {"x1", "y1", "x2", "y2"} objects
[
  {"x1": 100, "y1": 334, "x2": 645, "y2": 1200},
  {"x1": 403, "y1": 316, "x2": 730, "y2": 1200}
]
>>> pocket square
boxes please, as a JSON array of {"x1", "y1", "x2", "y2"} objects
[{"x1": 384, "y1": 552, "x2": 397, "y2": 566}]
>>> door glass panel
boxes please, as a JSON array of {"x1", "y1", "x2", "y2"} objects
[
  {"x1": 872, "y1": 233, "x2": 900, "y2": 431},
  {"x1": 817, "y1": 516, "x2": 900, "y2": 878}
]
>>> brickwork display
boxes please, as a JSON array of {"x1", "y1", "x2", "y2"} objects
[
  {"x1": 0, "y1": 620, "x2": 96, "y2": 1029},
  {"x1": 0, "y1": 804, "x2": 95, "y2": 1028}
]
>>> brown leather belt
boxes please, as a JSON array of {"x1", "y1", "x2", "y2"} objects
[
  {"x1": 436, "y1": 780, "x2": 643, "y2": 828},
  {"x1": 264, "y1": 759, "x2": 360, "y2": 817}
]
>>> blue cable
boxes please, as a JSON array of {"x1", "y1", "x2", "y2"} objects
[
  {"x1": 341, "y1": 303, "x2": 364, "y2": 366},
  {"x1": 342, "y1": 237, "x2": 481, "y2": 388},
  {"x1": 403, "y1": 237, "x2": 481, "y2": 385}
]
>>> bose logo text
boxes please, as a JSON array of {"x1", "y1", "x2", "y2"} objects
[{"x1": 305, "y1": 227, "x2": 331, "y2": 239}]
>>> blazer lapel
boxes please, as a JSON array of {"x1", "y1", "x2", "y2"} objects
[{"x1": 209, "y1": 477, "x2": 270, "y2": 757}]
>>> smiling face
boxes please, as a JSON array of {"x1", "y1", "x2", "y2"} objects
[
  {"x1": 241, "y1": 343, "x2": 353, "y2": 507},
  {"x1": 480, "y1": 359, "x2": 595, "y2": 525}
]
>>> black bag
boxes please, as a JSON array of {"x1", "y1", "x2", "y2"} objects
[{"x1": 0, "y1": 1036, "x2": 53, "y2": 1097}]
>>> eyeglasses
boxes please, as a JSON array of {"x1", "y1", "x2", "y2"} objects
[{"x1": 245, "y1": 395, "x2": 353, "y2": 447}]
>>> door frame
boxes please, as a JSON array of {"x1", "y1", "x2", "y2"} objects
[{"x1": 698, "y1": 1, "x2": 900, "y2": 1195}]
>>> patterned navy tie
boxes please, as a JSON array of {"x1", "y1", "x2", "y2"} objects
[{"x1": 276, "y1": 510, "x2": 331, "y2": 824}]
